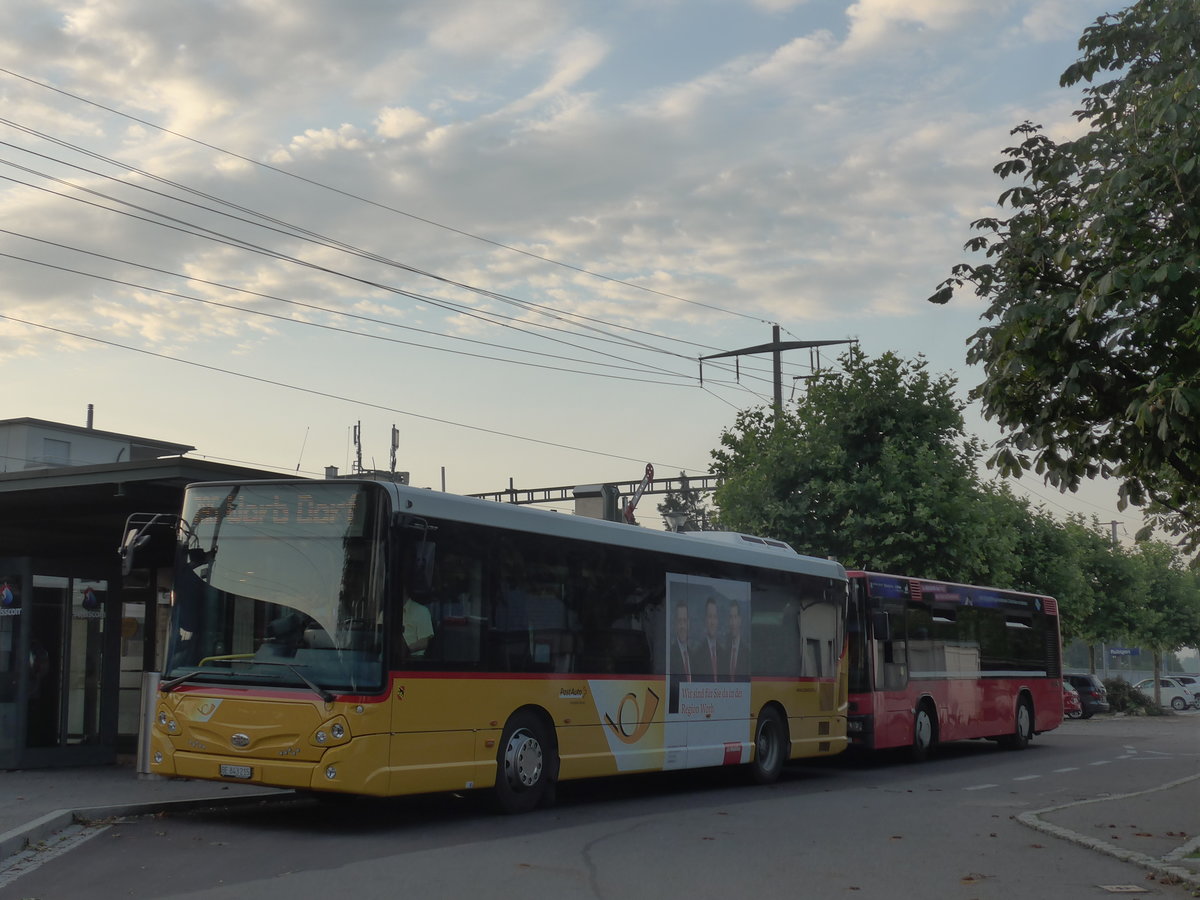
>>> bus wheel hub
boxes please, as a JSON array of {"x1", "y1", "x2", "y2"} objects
[{"x1": 505, "y1": 730, "x2": 543, "y2": 788}]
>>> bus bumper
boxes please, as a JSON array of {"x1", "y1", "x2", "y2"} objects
[{"x1": 847, "y1": 714, "x2": 875, "y2": 748}]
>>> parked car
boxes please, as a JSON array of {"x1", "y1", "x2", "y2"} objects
[
  {"x1": 1063, "y1": 682, "x2": 1083, "y2": 719},
  {"x1": 1065, "y1": 673, "x2": 1109, "y2": 718},
  {"x1": 1132, "y1": 677, "x2": 1199, "y2": 711},
  {"x1": 1171, "y1": 674, "x2": 1199, "y2": 690}
]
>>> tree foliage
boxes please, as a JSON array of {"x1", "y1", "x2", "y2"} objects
[
  {"x1": 708, "y1": 348, "x2": 1200, "y2": 658},
  {"x1": 929, "y1": 0, "x2": 1200, "y2": 548},
  {"x1": 710, "y1": 349, "x2": 998, "y2": 580},
  {"x1": 1132, "y1": 539, "x2": 1200, "y2": 658}
]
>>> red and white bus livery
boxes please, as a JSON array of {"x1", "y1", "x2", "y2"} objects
[{"x1": 845, "y1": 571, "x2": 1063, "y2": 759}]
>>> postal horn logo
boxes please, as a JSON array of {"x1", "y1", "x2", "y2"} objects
[{"x1": 604, "y1": 687, "x2": 660, "y2": 745}]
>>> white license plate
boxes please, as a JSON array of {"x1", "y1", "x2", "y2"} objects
[{"x1": 219, "y1": 764, "x2": 253, "y2": 779}]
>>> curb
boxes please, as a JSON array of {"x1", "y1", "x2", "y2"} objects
[
  {"x1": 1017, "y1": 773, "x2": 1200, "y2": 889},
  {"x1": 0, "y1": 790, "x2": 294, "y2": 866}
]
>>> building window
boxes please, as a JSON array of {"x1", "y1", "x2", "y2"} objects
[{"x1": 42, "y1": 439, "x2": 71, "y2": 466}]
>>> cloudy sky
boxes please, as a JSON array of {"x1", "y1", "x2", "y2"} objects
[{"x1": 0, "y1": 0, "x2": 1131, "y2": 527}]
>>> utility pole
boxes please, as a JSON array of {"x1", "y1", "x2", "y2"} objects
[{"x1": 699, "y1": 327, "x2": 853, "y2": 416}]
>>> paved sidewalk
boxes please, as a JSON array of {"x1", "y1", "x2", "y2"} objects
[
  {"x1": 1019, "y1": 772, "x2": 1200, "y2": 890},
  {"x1": 0, "y1": 759, "x2": 289, "y2": 864}
]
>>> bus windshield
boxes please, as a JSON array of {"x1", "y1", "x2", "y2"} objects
[{"x1": 164, "y1": 482, "x2": 386, "y2": 696}]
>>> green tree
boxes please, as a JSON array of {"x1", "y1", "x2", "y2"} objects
[
  {"x1": 1130, "y1": 540, "x2": 1200, "y2": 701},
  {"x1": 656, "y1": 472, "x2": 714, "y2": 532},
  {"x1": 710, "y1": 349, "x2": 1006, "y2": 580},
  {"x1": 1069, "y1": 517, "x2": 1150, "y2": 671},
  {"x1": 1006, "y1": 500, "x2": 1095, "y2": 642},
  {"x1": 929, "y1": 0, "x2": 1200, "y2": 547}
]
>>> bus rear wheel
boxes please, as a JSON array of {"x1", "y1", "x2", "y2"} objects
[
  {"x1": 494, "y1": 711, "x2": 556, "y2": 814},
  {"x1": 749, "y1": 708, "x2": 787, "y2": 784},
  {"x1": 909, "y1": 703, "x2": 936, "y2": 763},
  {"x1": 1001, "y1": 698, "x2": 1033, "y2": 750}
]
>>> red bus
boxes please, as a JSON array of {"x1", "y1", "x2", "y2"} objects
[{"x1": 845, "y1": 571, "x2": 1062, "y2": 760}]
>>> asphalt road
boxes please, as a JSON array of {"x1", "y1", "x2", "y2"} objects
[{"x1": 3, "y1": 713, "x2": 1197, "y2": 900}]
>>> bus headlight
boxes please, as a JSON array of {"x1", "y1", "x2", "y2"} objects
[{"x1": 310, "y1": 716, "x2": 350, "y2": 748}]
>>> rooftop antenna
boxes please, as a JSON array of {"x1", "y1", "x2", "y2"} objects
[
  {"x1": 296, "y1": 426, "x2": 310, "y2": 472},
  {"x1": 353, "y1": 421, "x2": 363, "y2": 474},
  {"x1": 389, "y1": 425, "x2": 399, "y2": 476}
]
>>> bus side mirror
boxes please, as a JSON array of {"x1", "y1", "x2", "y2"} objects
[
  {"x1": 118, "y1": 513, "x2": 182, "y2": 577},
  {"x1": 871, "y1": 610, "x2": 892, "y2": 643},
  {"x1": 120, "y1": 528, "x2": 151, "y2": 577}
]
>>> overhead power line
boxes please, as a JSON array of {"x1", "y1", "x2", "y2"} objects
[
  {"x1": 0, "y1": 128, "x2": 706, "y2": 364},
  {"x1": 0, "y1": 248, "x2": 698, "y2": 385},
  {"x1": 0, "y1": 66, "x2": 771, "y2": 325},
  {"x1": 0, "y1": 311, "x2": 708, "y2": 472},
  {"x1": 0, "y1": 133, "x2": 792, "y2": 392},
  {"x1": 0, "y1": 163, "x2": 787, "y2": 399}
]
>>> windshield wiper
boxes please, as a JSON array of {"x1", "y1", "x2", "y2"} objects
[
  {"x1": 160, "y1": 669, "x2": 239, "y2": 691},
  {"x1": 159, "y1": 667, "x2": 283, "y2": 696},
  {"x1": 249, "y1": 661, "x2": 336, "y2": 703}
]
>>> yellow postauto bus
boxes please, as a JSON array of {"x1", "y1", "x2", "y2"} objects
[{"x1": 138, "y1": 479, "x2": 848, "y2": 813}]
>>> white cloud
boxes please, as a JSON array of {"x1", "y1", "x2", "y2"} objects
[
  {"x1": 423, "y1": 0, "x2": 571, "y2": 60},
  {"x1": 273, "y1": 124, "x2": 367, "y2": 162},
  {"x1": 745, "y1": 0, "x2": 811, "y2": 11},
  {"x1": 375, "y1": 107, "x2": 433, "y2": 140},
  {"x1": 1021, "y1": 0, "x2": 1100, "y2": 42},
  {"x1": 522, "y1": 32, "x2": 610, "y2": 104},
  {"x1": 750, "y1": 32, "x2": 837, "y2": 83},
  {"x1": 842, "y1": 0, "x2": 991, "y2": 52}
]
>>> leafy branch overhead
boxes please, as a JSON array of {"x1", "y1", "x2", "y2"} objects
[{"x1": 928, "y1": 0, "x2": 1200, "y2": 548}]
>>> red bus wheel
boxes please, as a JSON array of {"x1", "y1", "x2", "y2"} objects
[
  {"x1": 909, "y1": 704, "x2": 936, "y2": 763},
  {"x1": 1002, "y1": 699, "x2": 1033, "y2": 750}
]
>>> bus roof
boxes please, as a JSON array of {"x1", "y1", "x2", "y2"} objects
[
  {"x1": 186, "y1": 478, "x2": 847, "y2": 583},
  {"x1": 846, "y1": 570, "x2": 1055, "y2": 604}
]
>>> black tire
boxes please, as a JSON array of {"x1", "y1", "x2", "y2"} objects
[
  {"x1": 1080, "y1": 709, "x2": 1094, "y2": 720},
  {"x1": 1171, "y1": 696, "x2": 1187, "y2": 711},
  {"x1": 909, "y1": 703, "x2": 936, "y2": 763},
  {"x1": 1002, "y1": 699, "x2": 1034, "y2": 750},
  {"x1": 494, "y1": 711, "x2": 556, "y2": 815},
  {"x1": 1066, "y1": 708, "x2": 1083, "y2": 720},
  {"x1": 749, "y1": 708, "x2": 787, "y2": 784}
]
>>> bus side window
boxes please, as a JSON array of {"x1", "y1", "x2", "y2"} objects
[
  {"x1": 417, "y1": 542, "x2": 482, "y2": 672},
  {"x1": 879, "y1": 609, "x2": 907, "y2": 691}
]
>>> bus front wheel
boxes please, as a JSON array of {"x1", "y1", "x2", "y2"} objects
[
  {"x1": 495, "y1": 711, "x2": 557, "y2": 814},
  {"x1": 749, "y1": 708, "x2": 787, "y2": 784}
]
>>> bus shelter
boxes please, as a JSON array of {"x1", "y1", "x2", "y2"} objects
[{"x1": 0, "y1": 456, "x2": 295, "y2": 769}]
